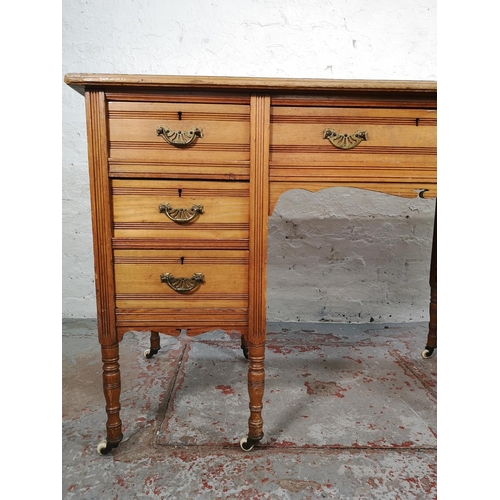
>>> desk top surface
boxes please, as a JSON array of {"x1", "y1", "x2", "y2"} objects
[{"x1": 65, "y1": 73, "x2": 437, "y2": 96}]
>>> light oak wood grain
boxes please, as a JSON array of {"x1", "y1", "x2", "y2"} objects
[
  {"x1": 112, "y1": 179, "x2": 250, "y2": 241},
  {"x1": 114, "y1": 249, "x2": 248, "y2": 309},
  {"x1": 65, "y1": 73, "x2": 437, "y2": 94},
  {"x1": 66, "y1": 73, "x2": 437, "y2": 454}
]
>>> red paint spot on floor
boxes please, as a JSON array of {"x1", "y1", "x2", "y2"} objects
[
  {"x1": 391, "y1": 440, "x2": 415, "y2": 447},
  {"x1": 342, "y1": 356, "x2": 363, "y2": 364},
  {"x1": 266, "y1": 345, "x2": 289, "y2": 355},
  {"x1": 367, "y1": 438, "x2": 387, "y2": 447},
  {"x1": 215, "y1": 385, "x2": 234, "y2": 395},
  {"x1": 405, "y1": 477, "x2": 419, "y2": 485},
  {"x1": 276, "y1": 440, "x2": 297, "y2": 447},
  {"x1": 201, "y1": 478, "x2": 213, "y2": 490}
]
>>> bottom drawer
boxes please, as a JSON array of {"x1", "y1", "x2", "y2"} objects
[{"x1": 114, "y1": 249, "x2": 248, "y2": 309}]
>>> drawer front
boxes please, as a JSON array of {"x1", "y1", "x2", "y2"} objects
[
  {"x1": 112, "y1": 180, "x2": 249, "y2": 242},
  {"x1": 270, "y1": 107, "x2": 437, "y2": 184},
  {"x1": 114, "y1": 249, "x2": 248, "y2": 309},
  {"x1": 108, "y1": 101, "x2": 250, "y2": 179}
]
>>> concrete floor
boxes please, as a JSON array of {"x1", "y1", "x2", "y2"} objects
[{"x1": 62, "y1": 319, "x2": 437, "y2": 499}]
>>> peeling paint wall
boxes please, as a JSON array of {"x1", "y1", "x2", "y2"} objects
[{"x1": 62, "y1": 0, "x2": 437, "y2": 322}]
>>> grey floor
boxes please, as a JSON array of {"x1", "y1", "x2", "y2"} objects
[{"x1": 62, "y1": 319, "x2": 437, "y2": 499}]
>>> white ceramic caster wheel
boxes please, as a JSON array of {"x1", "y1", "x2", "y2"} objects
[
  {"x1": 144, "y1": 349, "x2": 151, "y2": 358},
  {"x1": 421, "y1": 348, "x2": 434, "y2": 359},
  {"x1": 97, "y1": 441, "x2": 109, "y2": 455},
  {"x1": 239, "y1": 437, "x2": 255, "y2": 452}
]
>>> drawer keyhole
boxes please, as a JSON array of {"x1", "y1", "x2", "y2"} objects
[
  {"x1": 178, "y1": 111, "x2": 182, "y2": 120},
  {"x1": 178, "y1": 188, "x2": 182, "y2": 198},
  {"x1": 180, "y1": 257, "x2": 185, "y2": 265}
]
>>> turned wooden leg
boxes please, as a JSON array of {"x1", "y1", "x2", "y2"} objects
[
  {"x1": 144, "y1": 330, "x2": 161, "y2": 359},
  {"x1": 422, "y1": 206, "x2": 437, "y2": 358},
  {"x1": 240, "y1": 341, "x2": 265, "y2": 451},
  {"x1": 97, "y1": 344, "x2": 123, "y2": 455},
  {"x1": 241, "y1": 93, "x2": 269, "y2": 451}
]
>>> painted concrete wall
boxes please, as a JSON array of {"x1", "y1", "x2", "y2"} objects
[{"x1": 62, "y1": 0, "x2": 437, "y2": 323}]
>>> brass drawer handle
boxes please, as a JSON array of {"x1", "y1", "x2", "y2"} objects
[
  {"x1": 323, "y1": 129, "x2": 367, "y2": 149},
  {"x1": 156, "y1": 125, "x2": 203, "y2": 147},
  {"x1": 160, "y1": 272, "x2": 205, "y2": 293},
  {"x1": 159, "y1": 203, "x2": 204, "y2": 223}
]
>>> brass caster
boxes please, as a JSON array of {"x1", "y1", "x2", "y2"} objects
[
  {"x1": 97, "y1": 441, "x2": 112, "y2": 455},
  {"x1": 239, "y1": 437, "x2": 255, "y2": 452},
  {"x1": 144, "y1": 348, "x2": 159, "y2": 359},
  {"x1": 421, "y1": 346, "x2": 435, "y2": 359}
]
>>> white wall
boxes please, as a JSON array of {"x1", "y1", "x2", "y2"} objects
[{"x1": 62, "y1": 0, "x2": 437, "y2": 322}]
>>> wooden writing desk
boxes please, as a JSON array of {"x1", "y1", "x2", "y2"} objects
[{"x1": 64, "y1": 74, "x2": 437, "y2": 454}]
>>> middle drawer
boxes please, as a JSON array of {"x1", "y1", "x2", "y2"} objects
[{"x1": 112, "y1": 179, "x2": 249, "y2": 242}]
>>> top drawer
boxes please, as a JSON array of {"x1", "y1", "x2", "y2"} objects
[
  {"x1": 270, "y1": 106, "x2": 437, "y2": 183},
  {"x1": 108, "y1": 101, "x2": 251, "y2": 179}
]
